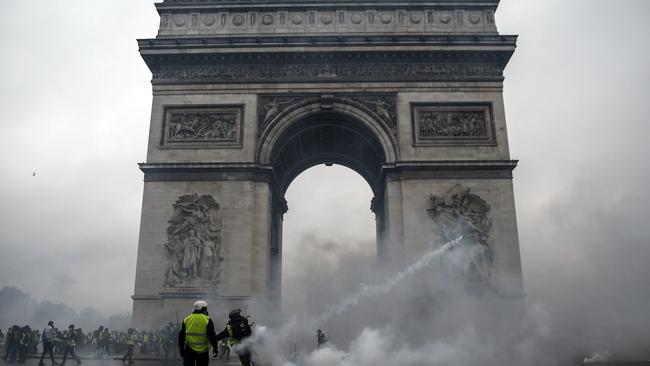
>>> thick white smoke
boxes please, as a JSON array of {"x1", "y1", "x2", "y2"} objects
[
  {"x1": 235, "y1": 237, "x2": 569, "y2": 366},
  {"x1": 311, "y1": 237, "x2": 464, "y2": 327}
]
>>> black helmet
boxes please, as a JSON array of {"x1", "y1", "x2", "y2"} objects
[
  {"x1": 228, "y1": 309, "x2": 242, "y2": 319},
  {"x1": 68, "y1": 324, "x2": 75, "y2": 329},
  {"x1": 48, "y1": 321, "x2": 54, "y2": 326}
]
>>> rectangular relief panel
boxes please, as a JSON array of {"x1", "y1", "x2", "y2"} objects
[
  {"x1": 160, "y1": 105, "x2": 244, "y2": 149},
  {"x1": 411, "y1": 103, "x2": 496, "y2": 147}
]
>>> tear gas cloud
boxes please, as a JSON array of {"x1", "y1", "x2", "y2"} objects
[{"x1": 243, "y1": 233, "x2": 569, "y2": 366}]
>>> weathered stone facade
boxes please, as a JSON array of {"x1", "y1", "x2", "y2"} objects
[{"x1": 132, "y1": 0, "x2": 524, "y2": 328}]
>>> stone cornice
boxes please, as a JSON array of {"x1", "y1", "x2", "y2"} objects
[
  {"x1": 140, "y1": 160, "x2": 517, "y2": 177},
  {"x1": 139, "y1": 34, "x2": 516, "y2": 51},
  {"x1": 143, "y1": 50, "x2": 512, "y2": 85},
  {"x1": 139, "y1": 162, "x2": 274, "y2": 181},
  {"x1": 155, "y1": 0, "x2": 500, "y2": 10},
  {"x1": 383, "y1": 159, "x2": 518, "y2": 179},
  {"x1": 157, "y1": 0, "x2": 500, "y2": 12}
]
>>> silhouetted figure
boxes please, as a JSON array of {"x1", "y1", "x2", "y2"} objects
[
  {"x1": 61, "y1": 325, "x2": 82, "y2": 366},
  {"x1": 215, "y1": 309, "x2": 254, "y2": 366},
  {"x1": 178, "y1": 301, "x2": 220, "y2": 366},
  {"x1": 121, "y1": 328, "x2": 137, "y2": 364},
  {"x1": 39, "y1": 321, "x2": 59, "y2": 366},
  {"x1": 316, "y1": 329, "x2": 328, "y2": 349}
]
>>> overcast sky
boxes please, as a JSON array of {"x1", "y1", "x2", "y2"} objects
[{"x1": 0, "y1": 0, "x2": 649, "y2": 329}]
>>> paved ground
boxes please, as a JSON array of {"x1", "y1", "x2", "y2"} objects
[
  {"x1": 0, "y1": 357, "x2": 241, "y2": 366},
  {"x1": 3, "y1": 353, "x2": 649, "y2": 366}
]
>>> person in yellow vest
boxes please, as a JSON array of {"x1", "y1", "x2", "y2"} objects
[
  {"x1": 214, "y1": 309, "x2": 254, "y2": 366},
  {"x1": 61, "y1": 325, "x2": 81, "y2": 366},
  {"x1": 121, "y1": 328, "x2": 138, "y2": 364},
  {"x1": 178, "y1": 301, "x2": 219, "y2": 366}
]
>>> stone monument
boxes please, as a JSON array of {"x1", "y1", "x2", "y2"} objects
[{"x1": 132, "y1": 0, "x2": 524, "y2": 328}]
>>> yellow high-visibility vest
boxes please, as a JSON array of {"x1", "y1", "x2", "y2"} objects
[
  {"x1": 127, "y1": 334, "x2": 137, "y2": 346},
  {"x1": 183, "y1": 314, "x2": 210, "y2": 353}
]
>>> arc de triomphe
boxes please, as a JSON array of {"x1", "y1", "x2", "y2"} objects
[{"x1": 132, "y1": 0, "x2": 524, "y2": 328}]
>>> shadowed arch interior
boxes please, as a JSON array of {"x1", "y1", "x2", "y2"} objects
[{"x1": 269, "y1": 112, "x2": 387, "y2": 196}]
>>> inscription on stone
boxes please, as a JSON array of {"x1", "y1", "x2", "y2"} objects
[
  {"x1": 411, "y1": 103, "x2": 495, "y2": 146},
  {"x1": 163, "y1": 194, "x2": 223, "y2": 289},
  {"x1": 162, "y1": 106, "x2": 243, "y2": 148},
  {"x1": 429, "y1": 184, "x2": 493, "y2": 284}
]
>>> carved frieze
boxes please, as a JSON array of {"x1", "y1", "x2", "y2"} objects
[
  {"x1": 428, "y1": 184, "x2": 493, "y2": 284},
  {"x1": 411, "y1": 103, "x2": 495, "y2": 146},
  {"x1": 153, "y1": 61, "x2": 503, "y2": 85},
  {"x1": 257, "y1": 93, "x2": 398, "y2": 136},
  {"x1": 155, "y1": 8, "x2": 496, "y2": 37},
  {"x1": 163, "y1": 194, "x2": 224, "y2": 289},
  {"x1": 161, "y1": 106, "x2": 243, "y2": 148}
]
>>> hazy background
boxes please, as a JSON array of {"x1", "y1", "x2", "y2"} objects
[{"x1": 0, "y1": 0, "x2": 649, "y2": 358}]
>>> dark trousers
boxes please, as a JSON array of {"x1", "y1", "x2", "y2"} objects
[
  {"x1": 18, "y1": 345, "x2": 27, "y2": 364},
  {"x1": 236, "y1": 350, "x2": 253, "y2": 366},
  {"x1": 40, "y1": 342, "x2": 57, "y2": 364},
  {"x1": 61, "y1": 346, "x2": 81, "y2": 365},
  {"x1": 182, "y1": 348, "x2": 209, "y2": 366},
  {"x1": 5, "y1": 343, "x2": 18, "y2": 363},
  {"x1": 122, "y1": 345, "x2": 134, "y2": 363}
]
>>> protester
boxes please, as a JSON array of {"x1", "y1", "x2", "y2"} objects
[
  {"x1": 178, "y1": 301, "x2": 220, "y2": 366},
  {"x1": 39, "y1": 321, "x2": 59, "y2": 366},
  {"x1": 60, "y1": 325, "x2": 82, "y2": 366},
  {"x1": 215, "y1": 309, "x2": 254, "y2": 366}
]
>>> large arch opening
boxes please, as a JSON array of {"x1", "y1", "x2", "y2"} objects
[
  {"x1": 282, "y1": 165, "x2": 377, "y2": 318},
  {"x1": 263, "y1": 110, "x2": 392, "y2": 311},
  {"x1": 269, "y1": 112, "x2": 387, "y2": 196}
]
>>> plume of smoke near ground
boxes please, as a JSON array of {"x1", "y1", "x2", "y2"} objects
[
  {"x1": 244, "y1": 206, "x2": 650, "y2": 366},
  {"x1": 235, "y1": 237, "x2": 566, "y2": 366}
]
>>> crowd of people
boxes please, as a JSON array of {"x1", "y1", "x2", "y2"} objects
[
  {"x1": 0, "y1": 322, "x2": 182, "y2": 364},
  {"x1": 1, "y1": 304, "x2": 329, "y2": 366}
]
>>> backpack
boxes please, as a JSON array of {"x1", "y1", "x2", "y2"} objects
[{"x1": 230, "y1": 317, "x2": 252, "y2": 340}]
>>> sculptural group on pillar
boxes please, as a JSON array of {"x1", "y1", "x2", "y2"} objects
[
  {"x1": 163, "y1": 194, "x2": 223, "y2": 288},
  {"x1": 429, "y1": 184, "x2": 494, "y2": 284}
]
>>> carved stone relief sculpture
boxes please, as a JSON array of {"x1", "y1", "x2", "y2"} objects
[
  {"x1": 412, "y1": 103, "x2": 495, "y2": 146},
  {"x1": 428, "y1": 184, "x2": 493, "y2": 284},
  {"x1": 163, "y1": 194, "x2": 223, "y2": 288},
  {"x1": 162, "y1": 106, "x2": 243, "y2": 148},
  {"x1": 257, "y1": 93, "x2": 398, "y2": 136}
]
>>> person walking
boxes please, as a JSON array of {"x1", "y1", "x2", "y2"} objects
[
  {"x1": 100, "y1": 328, "x2": 112, "y2": 358},
  {"x1": 3, "y1": 325, "x2": 19, "y2": 363},
  {"x1": 316, "y1": 329, "x2": 328, "y2": 349},
  {"x1": 17, "y1": 326, "x2": 31, "y2": 364},
  {"x1": 60, "y1": 325, "x2": 82, "y2": 366},
  {"x1": 178, "y1": 300, "x2": 219, "y2": 366},
  {"x1": 121, "y1": 328, "x2": 137, "y2": 364},
  {"x1": 39, "y1": 321, "x2": 59, "y2": 366},
  {"x1": 214, "y1": 309, "x2": 254, "y2": 366}
]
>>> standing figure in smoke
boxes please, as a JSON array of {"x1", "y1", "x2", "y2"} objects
[
  {"x1": 214, "y1": 309, "x2": 254, "y2": 366},
  {"x1": 39, "y1": 321, "x2": 58, "y2": 366},
  {"x1": 316, "y1": 329, "x2": 328, "y2": 349},
  {"x1": 60, "y1": 325, "x2": 82, "y2": 366},
  {"x1": 178, "y1": 301, "x2": 219, "y2": 366},
  {"x1": 17, "y1": 326, "x2": 31, "y2": 364},
  {"x1": 4, "y1": 325, "x2": 19, "y2": 363},
  {"x1": 121, "y1": 328, "x2": 137, "y2": 364}
]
